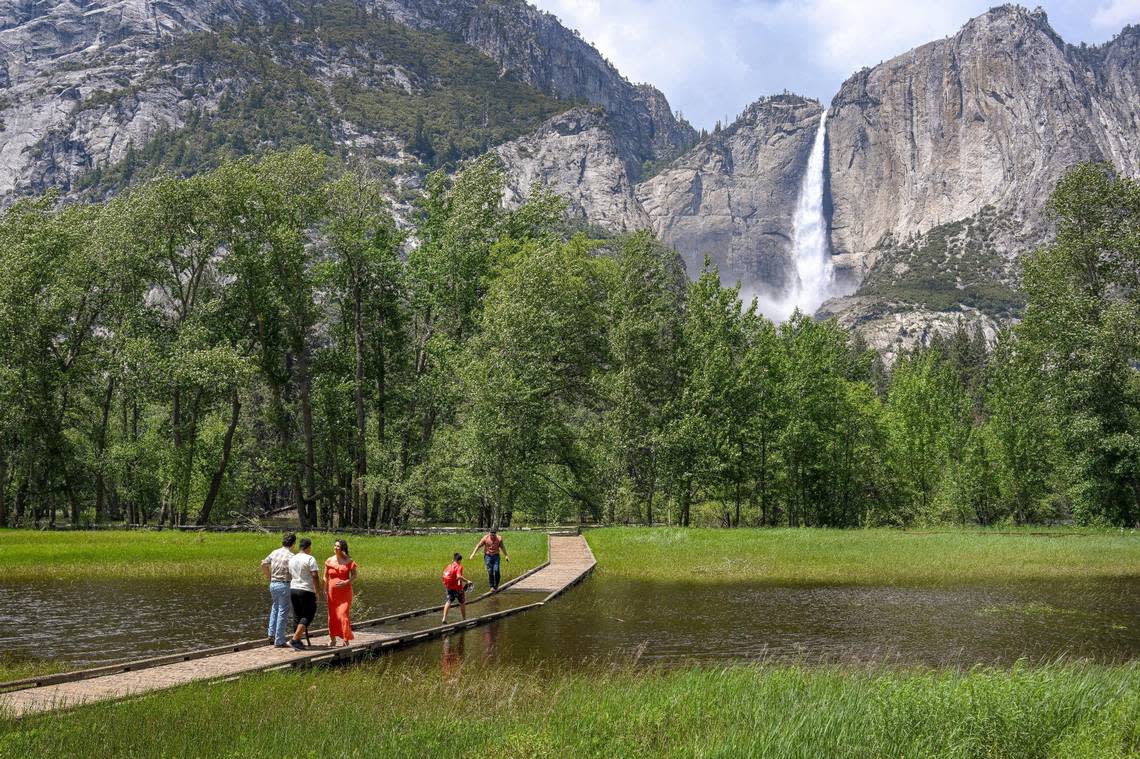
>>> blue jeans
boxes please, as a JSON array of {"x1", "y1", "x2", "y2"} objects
[
  {"x1": 267, "y1": 581, "x2": 292, "y2": 645},
  {"x1": 484, "y1": 553, "x2": 501, "y2": 589}
]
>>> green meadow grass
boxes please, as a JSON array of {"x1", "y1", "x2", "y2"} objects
[
  {"x1": 1, "y1": 661, "x2": 1137, "y2": 758},
  {"x1": 6, "y1": 526, "x2": 1135, "y2": 587},
  {"x1": 0, "y1": 656, "x2": 69, "y2": 684},
  {"x1": 0, "y1": 529, "x2": 547, "y2": 584},
  {"x1": 1, "y1": 528, "x2": 1138, "y2": 755},
  {"x1": 586, "y1": 527, "x2": 1140, "y2": 585}
]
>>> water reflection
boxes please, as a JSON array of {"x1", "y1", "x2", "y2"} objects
[
  {"x1": 1, "y1": 576, "x2": 1136, "y2": 673},
  {"x1": 397, "y1": 576, "x2": 1140, "y2": 670}
]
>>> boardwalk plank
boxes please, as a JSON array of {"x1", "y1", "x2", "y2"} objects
[{"x1": 0, "y1": 535, "x2": 595, "y2": 718}]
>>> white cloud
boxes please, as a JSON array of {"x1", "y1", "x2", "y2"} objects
[
  {"x1": 1090, "y1": 0, "x2": 1140, "y2": 29},
  {"x1": 789, "y1": 0, "x2": 986, "y2": 74}
]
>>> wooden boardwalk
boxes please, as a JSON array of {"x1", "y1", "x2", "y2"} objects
[
  {"x1": 0, "y1": 534, "x2": 594, "y2": 718},
  {"x1": 508, "y1": 534, "x2": 597, "y2": 596}
]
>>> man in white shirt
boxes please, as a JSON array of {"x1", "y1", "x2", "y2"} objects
[
  {"x1": 260, "y1": 533, "x2": 296, "y2": 647},
  {"x1": 288, "y1": 537, "x2": 322, "y2": 651}
]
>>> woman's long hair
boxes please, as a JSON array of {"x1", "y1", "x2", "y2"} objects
[{"x1": 335, "y1": 538, "x2": 350, "y2": 559}]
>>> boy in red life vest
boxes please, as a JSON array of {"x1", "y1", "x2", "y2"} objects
[
  {"x1": 441, "y1": 552, "x2": 470, "y2": 623},
  {"x1": 470, "y1": 528, "x2": 509, "y2": 591}
]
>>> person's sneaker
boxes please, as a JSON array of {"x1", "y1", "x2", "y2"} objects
[
  {"x1": 274, "y1": 642, "x2": 289, "y2": 648},
  {"x1": 289, "y1": 640, "x2": 306, "y2": 651}
]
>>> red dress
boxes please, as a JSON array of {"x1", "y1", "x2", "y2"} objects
[{"x1": 325, "y1": 558, "x2": 357, "y2": 641}]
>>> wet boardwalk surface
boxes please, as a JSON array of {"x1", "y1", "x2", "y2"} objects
[
  {"x1": 0, "y1": 534, "x2": 595, "y2": 717},
  {"x1": 508, "y1": 535, "x2": 596, "y2": 596}
]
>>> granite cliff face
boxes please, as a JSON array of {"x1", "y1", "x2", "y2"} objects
[
  {"x1": 495, "y1": 93, "x2": 824, "y2": 297},
  {"x1": 0, "y1": 0, "x2": 694, "y2": 202},
  {"x1": 372, "y1": 0, "x2": 698, "y2": 176},
  {"x1": 0, "y1": 0, "x2": 271, "y2": 197},
  {"x1": 823, "y1": 5, "x2": 1140, "y2": 351},
  {"x1": 636, "y1": 95, "x2": 821, "y2": 291},
  {"x1": 496, "y1": 107, "x2": 650, "y2": 232}
]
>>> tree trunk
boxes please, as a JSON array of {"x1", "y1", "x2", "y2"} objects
[
  {"x1": 352, "y1": 283, "x2": 368, "y2": 530},
  {"x1": 13, "y1": 467, "x2": 26, "y2": 527},
  {"x1": 0, "y1": 453, "x2": 8, "y2": 528},
  {"x1": 199, "y1": 391, "x2": 241, "y2": 525},
  {"x1": 62, "y1": 458, "x2": 81, "y2": 526},
  {"x1": 170, "y1": 388, "x2": 182, "y2": 527},
  {"x1": 734, "y1": 480, "x2": 742, "y2": 527},
  {"x1": 297, "y1": 346, "x2": 318, "y2": 529},
  {"x1": 758, "y1": 435, "x2": 769, "y2": 526},
  {"x1": 681, "y1": 479, "x2": 692, "y2": 527},
  {"x1": 94, "y1": 377, "x2": 115, "y2": 523},
  {"x1": 178, "y1": 390, "x2": 203, "y2": 524},
  {"x1": 646, "y1": 467, "x2": 655, "y2": 527}
]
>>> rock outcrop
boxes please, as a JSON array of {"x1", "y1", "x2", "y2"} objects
[
  {"x1": 636, "y1": 95, "x2": 821, "y2": 290},
  {"x1": 816, "y1": 297, "x2": 1001, "y2": 366},
  {"x1": 373, "y1": 0, "x2": 698, "y2": 176},
  {"x1": 0, "y1": 0, "x2": 303, "y2": 198},
  {"x1": 827, "y1": 5, "x2": 1140, "y2": 288},
  {"x1": 496, "y1": 107, "x2": 650, "y2": 232},
  {"x1": 821, "y1": 5, "x2": 1140, "y2": 352}
]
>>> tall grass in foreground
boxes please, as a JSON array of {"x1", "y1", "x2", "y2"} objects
[
  {"x1": 0, "y1": 530, "x2": 547, "y2": 584},
  {"x1": 587, "y1": 527, "x2": 1140, "y2": 585},
  {"x1": 1, "y1": 662, "x2": 1137, "y2": 757}
]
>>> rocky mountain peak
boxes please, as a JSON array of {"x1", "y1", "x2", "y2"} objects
[
  {"x1": 823, "y1": 3, "x2": 1140, "y2": 354},
  {"x1": 956, "y1": 3, "x2": 1062, "y2": 49},
  {"x1": 738, "y1": 93, "x2": 819, "y2": 125},
  {"x1": 372, "y1": 0, "x2": 697, "y2": 175}
]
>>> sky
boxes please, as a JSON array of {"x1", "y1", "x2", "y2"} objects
[{"x1": 529, "y1": 0, "x2": 1140, "y2": 130}]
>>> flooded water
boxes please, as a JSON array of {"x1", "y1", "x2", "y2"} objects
[
  {"x1": 2, "y1": 575, "x2": 1137, "y2": 673},
  {"x1": 394, "y1": 577, "x2": 1140, "y2": 670}
]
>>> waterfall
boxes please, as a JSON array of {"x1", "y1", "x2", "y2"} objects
[{"x1": 759, "y1": 111, "x2": 834, "y2": 321}]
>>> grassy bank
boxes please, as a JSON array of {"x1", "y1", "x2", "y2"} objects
[
  {"x1": 2, "y1": 661, "x2": 1137, "y2": 757},
  {"x1": 7, "y1": 527, "x2": 1136, "y2": 587},
  {"x1": 0, "y1": 529, "x2": 546, "y2": 584},
  {"x1": 587, "y1": 527, "x2": 1140, "y2": 585}
]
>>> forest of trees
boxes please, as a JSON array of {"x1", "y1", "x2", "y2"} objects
[{"x1": 0, "y1": 154, "x2": 1137, "y2": 529}]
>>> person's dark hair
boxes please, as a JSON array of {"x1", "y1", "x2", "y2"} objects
[
  {"x1": 300, "y1": 537, "x2": 312, "y2": 550},
  {"x1": 453, "y1": 552, "x2": 462, "y2": 562},
  {"x1": 490, "y1": 528, "x2": 497, "y2": 535},
  {"x1": 282, "y1": 533, "x2": 296, "y2": 548},
  {"x1": 335, "y1": 538, "x2": 350, "y2": 558}
]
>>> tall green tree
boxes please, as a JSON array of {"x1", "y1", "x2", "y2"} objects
[
  {"x1": 215, "y1": 148, "x2": 328, "y2": 528},
  {"x1": 605, "y1": 232, "x2": 685, "y2": 525},
  {"x1": 323, "y1": 170, "x2": 406, "y2": 527},
  {"x1": 1020, "y1": 163, "x2": 1140, "y2": 526},
  {"x1": 457, "y1": 236, "x2": 607, "y2": 526}
]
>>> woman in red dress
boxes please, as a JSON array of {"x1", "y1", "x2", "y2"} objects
[{"x1": 324, "y1": 539, "x2": 358, "y2": 646}]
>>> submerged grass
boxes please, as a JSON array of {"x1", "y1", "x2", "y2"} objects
[
  {"x1": 0, "y1": 529, "x2": 546, "y2": 585},
  {"x1": 1, "y1": 661, "x2": 1137, "y2": 757},
  {"x1": 0, "y1": 656, "x2": 69, "y2": 683},
  {"x1": 586, "y1": 527, "x2": 1140, "y2": 586}
]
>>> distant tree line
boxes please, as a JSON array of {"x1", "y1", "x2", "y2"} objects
[{"x1": 0, "y1": 156, "x2": 1136, "y2": 529}]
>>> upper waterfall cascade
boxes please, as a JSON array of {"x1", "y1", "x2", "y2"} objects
[{"x1": 759, "y1": 111, "x2": 835, "y2": 321}]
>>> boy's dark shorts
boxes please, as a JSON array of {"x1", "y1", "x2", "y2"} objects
[
  {"x1": 445, "y1": 588, "x2": 466, "y2": 604},
  {"x1": 291, "y1": 589, "x2": 317, "y2": 627}
]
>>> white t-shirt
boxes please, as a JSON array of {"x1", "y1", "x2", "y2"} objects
[{"x1": 289, "y1": 552, "x2": 320, "y2": 593}]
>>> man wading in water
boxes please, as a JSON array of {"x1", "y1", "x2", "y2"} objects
[{"x1": 470, "y1": 528, "x2": 509, "y2": 592}]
